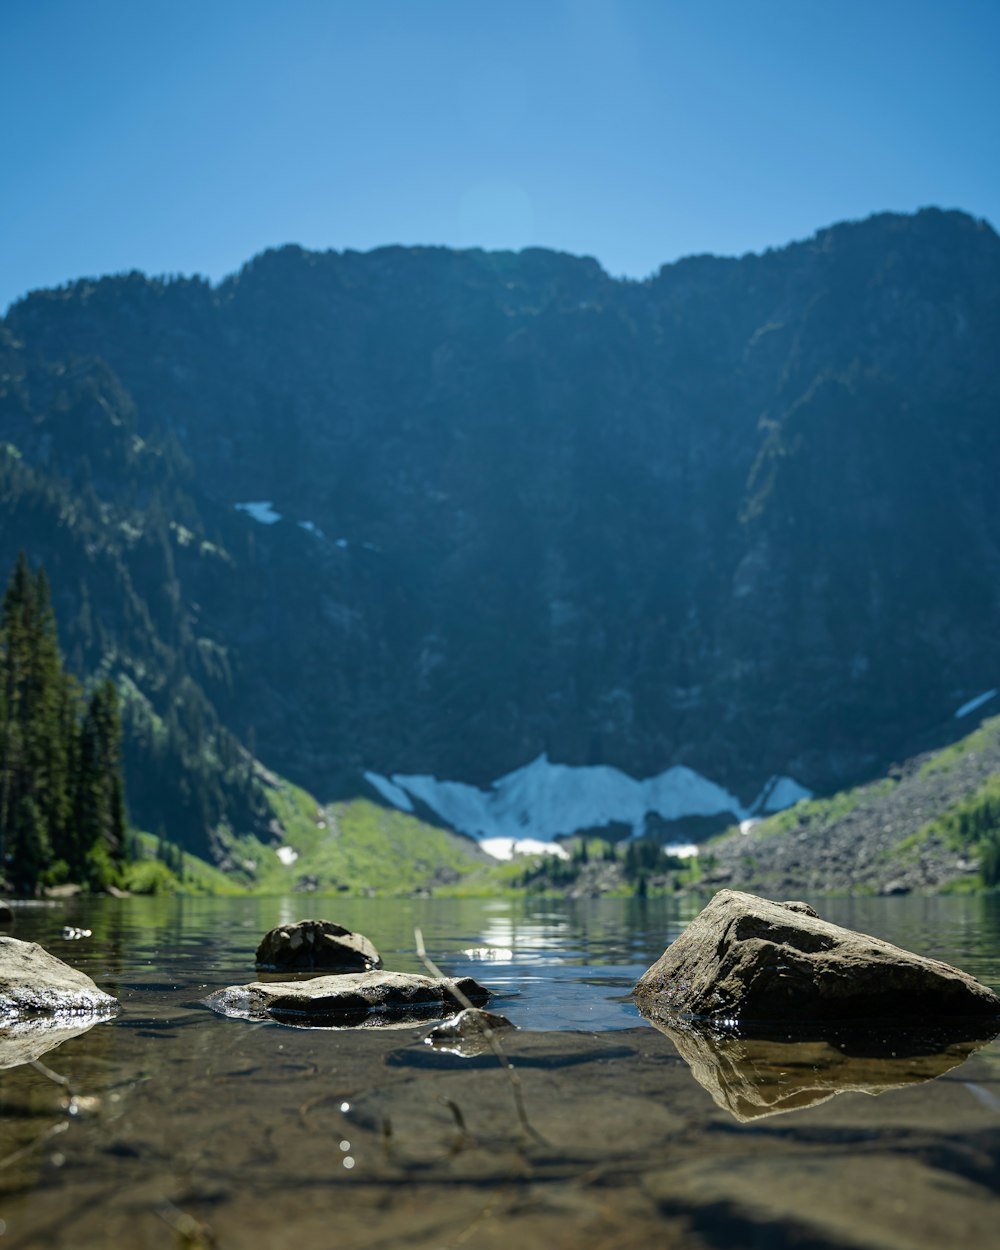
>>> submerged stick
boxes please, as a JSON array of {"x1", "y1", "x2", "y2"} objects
[{"x1": 414, "y1": 926, "x2": 547, "y2": 1147}]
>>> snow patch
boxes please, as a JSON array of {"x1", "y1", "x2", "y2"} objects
[
  {"x1": 480, "y1": 837, "x2": 571, "y2": 861},
  {"x1": 383, "y1": 754, "x2": 811, "y2": 847},
  {"x1": 363, "y1": 771, "x2": 414, "y2": 813},
  {"x1": 955, "y1": 689, "x2": 998, "y2": 719},
  {"x1": 235, "y1": 501, "x2": 281, "y2": 525},
  {"x1": 755, "y1": 775, "x2": 813, "y2": 813},
  {"x1": 276, "y1": 846, "x2": 298, "y2": 866},
  {"x1": 664, "y1": 843, "x2": 699, "y2": 859}
]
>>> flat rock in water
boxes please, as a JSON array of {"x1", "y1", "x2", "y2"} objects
[
  {"x1": 634, "y1": 889, "x2": 1000, "y2": 1028},
  {"x1": 255, "y1": 919, "x2": 381, "y2": 973},
  {"x1": 205, "y1": 969, "x2": 489, "y2": 1026},
  {"x1": 0, "y1": 936, "x2": 119, "y2": 1019}
]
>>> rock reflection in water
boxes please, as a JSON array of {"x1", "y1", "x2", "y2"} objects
[
  {"x1": 0, "y1": 1016, "x2": 107, "y2": 1072},
  {"x1": 647, "y1": 1016, "x2": 999, "y2": 1120}
]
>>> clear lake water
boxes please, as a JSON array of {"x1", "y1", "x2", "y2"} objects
[{"x1": 1, "y1": 892, "x2": 998, "y2": 1249}]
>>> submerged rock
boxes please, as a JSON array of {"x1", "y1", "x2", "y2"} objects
[
  {"x1": 423, "y1": 1007, "x2": 515, "y2": 1055},
  {"x1": 0, "y1": 936, "x2": 119, "y2": 1019},
  {"x1": 205, "y1": 969, "x2": 489, "y2": 1026},
  {"x1": 255, "y1": 919, "x2": 382, "y2": 973},
  {"x1": 634, "y1": 890, "x2": 1000, "y2": 1028},
  {"x1": 0, "y1": 901, "x2": 13, "y2": 924}
]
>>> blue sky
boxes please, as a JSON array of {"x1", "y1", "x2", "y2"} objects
[{"x1": 2, "y1": 0, "x2": 997, "y2": 311}]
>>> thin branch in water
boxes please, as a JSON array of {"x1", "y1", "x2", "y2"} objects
[
  {"x1": 442, "y1": 1097, "x2": 468, "y2": 1155},
  {"x1": 28, "y1": 1057, "x2": 73, "y2": 1093},
  {"x1": 0, "y1": 1119, "x2": 68, "y2": 1172},
  {"x1": 414, "y1": 926, "x2": 547, "y2": 1147}
]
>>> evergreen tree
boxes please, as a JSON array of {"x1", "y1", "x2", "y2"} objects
[{"x1": 0, "y1": 553, "x2": 130, "y2": 893}]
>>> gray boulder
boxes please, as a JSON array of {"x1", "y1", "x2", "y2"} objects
[
  {"x1": 205, "y1": 969, "x2": 489, "y2": 1026},
  {"x1": 634, "y1": 889, "x2": 1000, "y2": 1028},
  {"x1": 0, "y1": 936, "x2": 119, "y2": 1019},
  {"x1": 255, "y1": 919, "x2": 382, "y2": 973}
]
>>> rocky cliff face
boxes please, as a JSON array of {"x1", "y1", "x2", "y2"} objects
[{"x1": 2, "y1": 208, "x2": 999, "y2": 847}]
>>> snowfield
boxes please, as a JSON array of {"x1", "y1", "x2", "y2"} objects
[{"x1": 364, "y1": 754, "x2": 812, "y2": 859}]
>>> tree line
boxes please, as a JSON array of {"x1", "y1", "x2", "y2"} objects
[{"x1": 0, "y1": 552, "x2": 127, "y2": 894}]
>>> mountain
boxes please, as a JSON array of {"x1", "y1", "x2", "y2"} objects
[{"x1": 2, "y1": 207, "x2": 998, "y2": 863}]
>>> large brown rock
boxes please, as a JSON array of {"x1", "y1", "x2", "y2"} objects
[
  {"x1": 205, "y1": 969, "x2": 489, "y2": 1026},
  {"x1": 0, "y1": 936, "x2": 119, "y2": 1019},
  {"x1": 634, "y1": 890, "x2": 1000, "y2": 1028},
  {"x1": 255, "y1": 919, "x2": 382, "y2": 973}
]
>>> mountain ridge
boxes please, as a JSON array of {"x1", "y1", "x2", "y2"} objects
[{"x1": 2, "y1": 207, "x2": 998, "y2": 861}]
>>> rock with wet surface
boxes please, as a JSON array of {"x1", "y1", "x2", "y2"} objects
[
  {"x1": 634, "y1": 889, "x2": 1000, "y2": 1028},
  {"x1": 424, "y1": 1007, "x2": 515, "y2": 1055},
  {"x1": 0, "y1": 936, "x2": 118, "y2": 1019},
  {"x1": 255, "y1": 919, "x2": 382, "y2": 973},
  {"x1": 206, "y1": 969, "x2": 489, "y2": 1026}
]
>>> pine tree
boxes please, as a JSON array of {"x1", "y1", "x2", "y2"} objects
[{"x1": 0, "y1": 554, "x2": 130, "y2": 894}]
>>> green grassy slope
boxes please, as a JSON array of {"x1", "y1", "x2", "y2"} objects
[{"x1": 216, "y1": 777, "x2": 507, "y2": 895}]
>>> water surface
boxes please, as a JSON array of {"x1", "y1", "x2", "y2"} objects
[{"x1": 1, "y1": 894, "x2": 998, "y2": 1249}]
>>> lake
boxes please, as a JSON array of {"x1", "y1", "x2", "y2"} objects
[{"x1": 1, "y1": 893, "x2": 999, "y2": 1249}]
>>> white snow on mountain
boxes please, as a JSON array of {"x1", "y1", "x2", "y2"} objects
[
  {"x1": 480, "y1": 837, "x2": 570, "y2": 860},
  {"x1": 754, "y1": 775, "x2": 814, "y2": 812},
  {"x1": 955, "y1": 689, "x2": 997, "y2": 719},
  {"x1": 363, "y1": 771, "x2": 414, "y2": 812},
  {"x1": 367, "y1": 754, "x2": 812, "y2": 859},
  {"x1": 235, "y1": 501, "x2": 281, "y2": 524}
]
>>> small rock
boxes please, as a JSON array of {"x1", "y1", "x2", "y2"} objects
[
  {"x1": 0, "y1": 901, "x2": 13, "y2": 924},
  {"x1": 634, "y1": 889, "x2": 1000, "y2": 1030},
  {"x1": 205, "y1": 969, "x2": 489, "y2": 1026},
  {"x1": 0, "y1": 936, "x2": 119, "y2": 1019},
  {"x1": 255, "y1": 919, "x2": 382, "y2": 973},
  {"x1": 424, "y1": 1007, "x2": 515, "y2": 1056}
]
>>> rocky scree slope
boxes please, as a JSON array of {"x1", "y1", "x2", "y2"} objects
[{"x1": 709, "y1": 714, "x2": 1000, "y2": 893}]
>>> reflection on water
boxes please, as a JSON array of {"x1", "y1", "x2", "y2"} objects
[
  {"x1": 0, "y1": 893, "x2": 997, "y2": 1249},
  {"x1": 0, "y1": 1017, "x2": 107, "y2": 1072},
  {"x1": 647, "y1": 1017, "x2": 1000, "y2": 1121}
]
